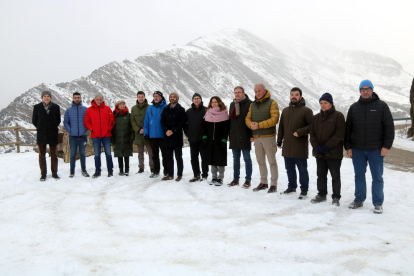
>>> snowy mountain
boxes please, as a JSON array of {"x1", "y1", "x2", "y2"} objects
[{"x1": 0, "y1": 28, "x2": 412, "y2": 148}]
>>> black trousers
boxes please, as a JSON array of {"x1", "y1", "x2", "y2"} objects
[
  {"x1": 190, "y1": 141, "x2": 209, "y2": 178},
  {"x1": 118, "y1": 157, "x2": 130, "y2": 172},
  {"x1": 150, "y1": 138, "x2": 167, "y2": 175},
  {"x1": 316, "y1": 158, "x2": 342, "y2": 199},
  {"x1": 165, "y1": 146, "x2": 183, "y2": 177}
]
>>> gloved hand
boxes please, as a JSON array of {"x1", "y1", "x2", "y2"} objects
[
  {"x1": 144, "y1": 135, "x2": 149, "y2": 141},
  {"x1": 316, "y1": 145, "x2": 329, "y2": 154},
  {"x1": 221, "y1": 139, "x2": 227, "y2": 149},
  {"x1": 202, "y1": 136, "x2": 208, "y2": 146}
]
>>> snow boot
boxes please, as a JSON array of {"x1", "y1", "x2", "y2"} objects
[
  {"x1": 311, "y1": 195, "x2": 327, "y2": 204},
  {"x1": 227, "y1": 180, "x2": 239, "y2": 187},
  {"x1": 40, "y1": 175, "x2": 46, "y2": 181},
  {"x1": 92, "y1": 172, "x2": 101, "y2": 178},
  {"x1": 349, "y1": 200, "x2": 363, "y2": 209},
  {"x1": 52, "y1": 174, "x2": 60, "y2": 180},
  {"x1": 189, "y1": 176, "x2": 201, "y2": 182},
  {"x1": 267, "y1": 185, "x2": 277, "y2": 193},
  {"x1": 332, "y1": 198, "x2": 340, "y2": 206},
  {"x1": 82, "y1": 170, "x2": 90, "y2": 177},
  {"x1": 253, "y1": 183, "x2": 268, "y2": 192},
  {"x1": 374, "y1": 205, "x2": 383, "y2": 214},
  {"x1": 69, "y1": 171, "x2": 75, "y2": 178}
]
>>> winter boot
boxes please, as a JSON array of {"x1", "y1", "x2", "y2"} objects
[
  {"x1": 92, "y1": 171, "x2": 101, "y2": 178},
  {"x1": 374, "y1": 205, "x2": 383, "y2": 214},
  {"x1": 267, "y1": 185, "x2": 277, "y2": 193},
  {"x1": 311, "y1": 195, "x2": 327, "y2": 204},
  {"x1": 227, "y1": 180, "x2": 239, "y2": 187},
  {"x1": 82, "y1": 170, "x2": 90, "y2": 177},
  {"x1": 189, "y1": 176, "x2": 201, "y2": 182},
  {"x1": 349, "y1": 200, "x2": 363, "y2": 209},
  {"x1": 253, "y1": 183, "x2": 268, "y2": 192},
  {"x1": 69, "y1": 171, "x2": 75, "y2": 178},
  {"x1": 332, "y1": 198, "x2": 340, "y2": 206}
]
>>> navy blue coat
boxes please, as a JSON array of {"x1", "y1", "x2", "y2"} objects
[
  {"x1": 160, "y1": 103, "x2": 187, "y2": 147},
  {"x1": 63, "y1": 101, "x2": 88, "y2": 136}
]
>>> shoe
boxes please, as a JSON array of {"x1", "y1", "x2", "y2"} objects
[
  {"x1": 281, "y1": 188, "x2": 296, "y2": 194},
  {"x1": 332, "y1": 198, "x2": 340, "y2": 206},
  {"x1": 108, "y1": 171, "x2": 113, "y2": 177},
  {"x1": 52, "y1": 174, "x2": 60, "y2": 180},
  {"x1": 349, "y1": 200, "x2": 363, "y2": 209},
  {"x1": 69, "y1": 171, "x2": 75, "y2": 178},
  {"x1": 137, "y1": 168, "x2": 144, "y2": 174},
  {"x1": 82, "y1": 170, "x2": 90, "y2": 177},
  {"x1": 298, "y1": 191, "x2": 307, "y2": 200},
  {"x1": 189, "y1": 176, "x2": 201, "y2": 182},
  {"x1": 374, "y1": 205, "x2": 383, "y2": 214},
  {"x1": 175, "y1": 176, "x2": 182, "y2": 182},
  {"x1": 227, "y1": 180, "x2": 239, "y2": 187},
  {"x1": 253, "y1": 183, "x2": 268, "y2": 192},
  {"x1": 162, "y1": 175, "x2": 174, "y2": 181},
  {"x1": 124, "y1": 171, "x2": 129, "y2": 176},
  {"x1": 242, "y1": 181, "x2": 251, "y2": 189},
  {"x1": 119, "y1": 172, "x2": 125, "y2": 176},
  {"x1": 210, "y1": 178, "x2": 217, "y2": 185},
  {"x1": 201, "y1": 177, "x2": 208, "y2": 182},
  {"x1": 214, "y1": 179, "x2": 223, "y2": 186},
  {"x1": 92, "y1": 172, "x2": 101, "y2": 178},
  {"x1": 40, "y1": 175, "x2": 46, "y2": 181},
  {"x1": 150, "y1": 173, "x2": 159, "y2": 178},
  {"x1": 267, "y1": 186, "x2": 277, "y2": 193},
  {"x1": 311, "y1": 195, "x2": 327, "y2": 204}
]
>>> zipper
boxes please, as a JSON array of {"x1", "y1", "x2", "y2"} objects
[
  {"x1": 99, "y1": 107, "x2": 102, "y2": 138},
  {"x1": 213, "y1": 122, "x2": 216, "y2": 140},
  {"x1": 77, "y1": 105, "x2": 79, "y2": 136},
  {"x1": 364, "y1": 104, "x2": 367, "y2": 149}
]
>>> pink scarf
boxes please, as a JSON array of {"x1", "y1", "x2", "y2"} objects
[{"x1": 204, "y1": 107, "x2": 229, "y2": 122}]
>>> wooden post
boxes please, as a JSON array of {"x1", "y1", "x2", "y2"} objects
[{"x1": 15, "y1": 127, "x2": 21, "y2": 153}]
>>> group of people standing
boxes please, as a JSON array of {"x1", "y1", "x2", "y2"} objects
[{"x1": 32, "y1": 79, "x2": 394, "y2": 214}]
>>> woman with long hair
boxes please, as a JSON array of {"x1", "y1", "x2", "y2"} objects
[{"x1": 203, "y1": 96, "x2": 230, "y2": 186}]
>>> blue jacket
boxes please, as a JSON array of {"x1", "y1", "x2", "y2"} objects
[
  {"x1": 64, "y1": 101, "x2": 88, "y2": 136},
  {"x1": 143, "y1": 99, "x2": 167, "y2": 138}
]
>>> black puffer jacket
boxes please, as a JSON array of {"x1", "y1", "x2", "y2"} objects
[
  {"x1": 32, "y1": 102, "x2": 61, "y2": 145},
  {"x1": 229, "y1": 96, "x2": 252, "y2": 150},
  {"x1": 344, "y1": 93, "x2": 394, "y2": 151},
  {"x1": 184, "y1": 103, "x2": 206, "y2": 142}
]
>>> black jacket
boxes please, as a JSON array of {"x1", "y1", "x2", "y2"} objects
[
  {"x1": 32, "y1": 102, "x2": 61, "y2": 145},
  {"x1": 229, "y1": 96, "x2": 253, "y2": 150},
  {"x1": 203, "y1": 119, "x2": 230, "y2": 166},
  {"x1": 344, "y1": 93, "x2": 394, "y2": 151},
  {"x1": 184, "y1": 103, "x2": 206, "y2": 142},
  {"x1": 160, "y1": 103, "x2": 187, "y2": 147}
]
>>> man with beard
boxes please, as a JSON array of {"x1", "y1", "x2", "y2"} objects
[
  {"x1": 160, "y1": 92, "x2": 187, "y2": 181},
  {"x1": 277, "y1": 87, "x2": 313, "y2": 199},
  {"x1": 345, "y1": 80, "x2": 394, "y2": 214}
]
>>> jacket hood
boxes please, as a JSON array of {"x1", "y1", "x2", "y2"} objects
[
  {"x1": 71, "y1": 100, "x2": 84, "y2": 107},
  {"x1": 151, "y1": 98, "x2": 167, "y2": 107},
  {"x1": 289, "y1": 97, "x2": 306, "y2": 108},
  {"x1": 91, "y1": 99, "x2": 106, "y2": 108},
  {"x1": 358, "y1": 92, "x2": 380, "y2": 104},
  {"x1": 255, "y1": 90, "x2": 271, "y2": 103}
]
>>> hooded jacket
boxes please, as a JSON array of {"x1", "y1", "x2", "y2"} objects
[
  {"x1": 131, "y1": 99, "x2": 150, "y2": 145},
  {"x1": 143, "y1": 98, "x2": 167, "y2": 138},
  {"x1": 84, "y1": 99, "x2": 115, "y2": 138},
  {"x1": 64, "y1": 100, "x2": 88, "y2": 136}
]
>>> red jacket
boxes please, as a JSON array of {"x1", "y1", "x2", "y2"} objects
[{"x1": 84, "y1": 100, "x2": 115, "y2": 138}]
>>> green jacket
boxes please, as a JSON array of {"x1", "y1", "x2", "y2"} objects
[
  {"x1": 131, "y1": 99, "x2": 150, "y2": 145},
  {"x1": 112, "y1": 112, "x2": 134, "y2": 157}
]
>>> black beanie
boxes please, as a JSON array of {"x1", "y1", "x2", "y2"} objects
[
  {"x1": 192, "y1": 93, "x2": 202, "y2": 100},
  {"x1": 153, "y1": 91, "x2": 164, "y2": 99},
  {"x1": 319, "y1": 93, "x2": 333, "y2": 106}
]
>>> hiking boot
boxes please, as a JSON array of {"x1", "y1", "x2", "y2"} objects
[
  {"x1": 227, "y1": 180, "x2": 239, "y2": 187},
  {"x1": 69, "y1": 171, "x2": 75, "y2": 178},
  {"x1": 52, "y1": 174, "x2": 60, "y2": 180},
  {"x1": 242, "y1": 181, "x2": 251, "y2": 189},
  {"x1": 137, "y1": 168, "x2": 144, "y2": 174},
  {"x1": 332, "y1": 198, "x2": 340, "y2": 207},
  {"x1": 82, "y1": 170, "x2": 90, "y2": 177},
  {"x1": 267, "y1": 185, "x2": 277, "y2": 193},
  {"x1": 311, "y1": 195, "x2": 327, "y2": 204},
  {"x1": 189, "y1": 176, "x2": 201, "y2": 182},
  {"x1": 92, "y1": 172, "x2": 101, "y2": 178},
  {"x1": 214, "y1": 179, "x2": 223, "y2": 186},
  {"x1": 298, "y1": 191, "x2": 307, "y2": 200},
  {"x1": 281, "y1": 188, "x2": 296, "y2": 194},
  {"x1": 374, "y1": 205, "x2": 383, "y2": 214},
  {"x1": 253, "y1": 183, "x2": 268, "y2": 192},
  {"x1": 150, "y1": 172, "x2": 159, "y2": 178},
  {"x1": 108, "y1": 171, "x2": 113, "y2": 177},
  {"x1": 175, "y1": 176, "x2": 182, "y2": 182},
  {"x1": 40, "y1": 175, "x2": 46, "y2": 181},
  {"x1": 349, "y1": 200, "x2": 363, "y2": 209},
  {"x1": 162, "y1": 175, "x2": 174, "y2": 181}
]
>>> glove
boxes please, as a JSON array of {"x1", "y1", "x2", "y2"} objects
[
  {"x1": 221, "y1": 139, "x2": 227, "y2": 149},
  {"x1": 202, "y1": 136, "x2": 208, "y2": 146},
  {"x1": 316, "y1": 145, "x2": 329, "y2": 154},
  {"x1": 144, "y1": 135, "x2": 149, "y2": 141}
]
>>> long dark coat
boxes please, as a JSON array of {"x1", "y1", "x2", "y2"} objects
[
  {"x1": 111, "y1": 112, "x2": 134, "y2": 157},
  {"x1": 32, "y1": 102, "x2": 61, "y2": 145},
  {"x1": 184, "y1": 103, "x2": 206, "y2": 142},
  {"x1": 203, "y1": 119, "x2": 230, "y2": 166},
  {"x1": 229, "y1": 96, "x2": 252, "y2": 150},
  {"x1": 160, "y1": 103, "x2": 187, "y2": 148}
]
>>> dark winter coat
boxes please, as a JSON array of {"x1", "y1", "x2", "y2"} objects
[
  {"x1": 63, "y1": 100, "x2": 88, "y2": 137},
  {"x1": 160, "y1": 103, "x2": 187, "y2": 148},
  {"x1": 310, "y1": 106, "x2": 346, "y2": 159},
  {"x1": 203, "y1": 118, "x2": 230, "y2": 166},
  {"x1": 32, "y1": 102, "x2": 61, "y2": 145},
  {"x1": 229, "y1": 96, "x2": 253, "y2": 150},
  {"x1": 277, "y1": 98, "x2": 313, "y2": 159},
  {"x1": 111, "y1": 112, "x2": 134, "y2": 157},
  {"x1": 84, "y1": 100, "x2": 115, "y2": 138},
  {"x1": 344, "y1": 93, "x2": 394, "y2": 151},
  {"x1": 183, "y1": 103, "x2": 206, "y2": 142},
  {"x1": 131, "y1": 99, "x2": 150, "y2": 146}
]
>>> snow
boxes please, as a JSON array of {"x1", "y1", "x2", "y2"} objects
[
  {"x1": 393, "y1": 127, "x2": 414, "y2": 152},
  {"x1": 1, "y1": 147, "x2": 414, "y2": 275}
]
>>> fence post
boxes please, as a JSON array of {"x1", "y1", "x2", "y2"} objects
[{"x1": 15, "y1": 127, "x2": 21, "y2": 153}]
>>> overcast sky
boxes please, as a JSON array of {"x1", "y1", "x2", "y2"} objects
[{"x1": 1, "y1": 0, "x2": 413, "y2": 109}]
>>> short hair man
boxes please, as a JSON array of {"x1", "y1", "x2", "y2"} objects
[
  {"x1": 228, "y1": 86, "x2": 253, "y2": 188},
  {"x1": 131, "y1": 91, "x2": 154, "y2": 174},
  {"x1": 32, "y1": 91, "x2": 61, "y2": 181},
  {"x1": 245, "y1": 84, "x2": 280, "y2": 193},
  {"x1": 345, "y1": 80, "x2": 394, "y2": 214},
  {"x1": 63, "y1": 92, "x2": 90, "y2": 178},
  {"x1": 277, "y1": 87, "x2": 313, "y2": 199},
  {"x1": 84, "y1": 94, "x2": 115, "y2": 178},
  {"x1": 309, "y1": 93, "x2": 346, "y2": 206}
]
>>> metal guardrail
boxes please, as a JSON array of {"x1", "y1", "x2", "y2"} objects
[{"x1": 394, "y1": 118, "x2": 412, "y2": 121}]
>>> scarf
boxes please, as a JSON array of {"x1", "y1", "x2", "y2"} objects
[
  {"x1": 204, "y1": 107, "x2": 229, "y2": 123},
  {"x1": 230, "y1": 95, "x2": 246, "y2": 118},
  {"x1": 113, "y1": 107, "x2": 129, "y2": 117},
  {"x1": 43, "y1": 101, "x2": 53, "y2": 115}
]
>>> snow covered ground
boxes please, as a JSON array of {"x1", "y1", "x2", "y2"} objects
[
  {"x1": 393, "y1": 127, "x2": 414, "y2": 152},
  {"x1": 1, "y1": 147, "x2": 414, "y2": 275}
]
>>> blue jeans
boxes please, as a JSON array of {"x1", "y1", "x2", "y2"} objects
[
  {"x1": 232, "y1": 149, "x2": 252, "y2": 181},
  {"x1": 284, "y1": 157, "x2": 309, "y2": 192},
  {"x1": 352, "y1": 148, "x2": 384, "y2": 206},
  {"x1": 92, "y1": 137, "x2": 113, "y2": 172},
  {"x1": 69, "y1": 135, "x2": 87, "y2": 172}
]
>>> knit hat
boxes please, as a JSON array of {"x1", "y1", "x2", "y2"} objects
[
  {"x1": 359, "y1": 79, "x2": 374, "y2": 92},
  {"x1": 154, "y1": 91, "x2": 164, "y2": 99},
  {"x1": 192, "y1": 93, "x2": 202, "y2": 100},
  {"x1": 170, "y1": 92, "x2": 179, "y2": 101},
  {"x1": 319, "y1": 93, "x2": 333, "y2": 106},
  {"x1": 41, "y1": 91, "x2": 52, "y2": 99},
  {"x1": 115, "y1": 100, "x2": 126, "y2": 109}
]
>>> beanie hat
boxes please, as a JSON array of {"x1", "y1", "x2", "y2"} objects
[
  {"x1": 192, "y1": 93, "x2": 202, "y2": 100},
  {"x1": 154, "y1": 91, "x2": 164, "y2": 99},
  {"x1": 319, "y1": 93, "x2": 333, "y2": 106},
  {"x1": 170, "y1": 92, "x2": 179, "y2": 101},
  {"x1": 359, "y1": 79, "x2": 374, "y2": 92},
  {"x1": 41, "y1": 91, "x2": 52, "y2": 99},
  {"x1": 115, "y1": 100, "x2": 126, "y2": 109}
]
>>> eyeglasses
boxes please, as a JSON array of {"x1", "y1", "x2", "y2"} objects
[
  {"x1": 193, "y1": 98, "x2": 201, "y2": 100},
  {"x1": 360, "y1": 88, "x2": 372, "y2": 92}
]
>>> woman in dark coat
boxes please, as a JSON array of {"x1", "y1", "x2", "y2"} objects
[
  {"x1": 112, "y1": 100, "x2": 134, "y2": 176},
  {"x1": 203, "y1": 96, "x2": 230, "y2": 186}
]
